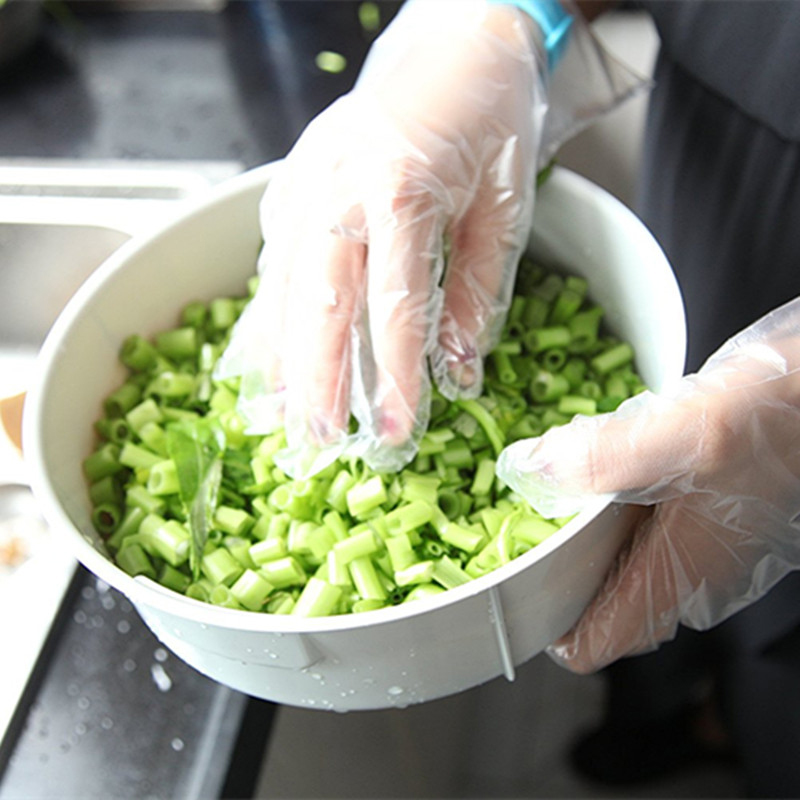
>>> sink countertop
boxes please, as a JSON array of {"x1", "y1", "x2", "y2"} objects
[{"x1": 0, "y1": 3, "x2": 401, "y2": 796}]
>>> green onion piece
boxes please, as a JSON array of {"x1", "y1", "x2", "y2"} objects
[
  {"x1": 258, "y1": 556, "x2": 307, "y2": 589},
  {"x1": 267, "y1": 592, "x2": 296, "y2": 615},
  {"x1": 214, "y1": 505, "x2": 254, "y2": 537},
  {"x1": 333, "y1": 529, "x2": 382, "y2": 564},
  {"x1": 95, "y1": 417, "x2": 133, "y2": 445},
  {"x1": 530, "y1": 371, "x2": 570, "y2": 403},
  {"x1": 181, "y1": 300, "x2": 207, "y2": 329},
  {"x1": 315, "y1": 50, "x2": 347, "y2": 73},
  {"x1": 159, "y1": 563, "x2": 192, "y2": 594},
  {"x1": 358, "y1": 1, "x2": 380, "y2": 31},
  {"x1": 91, "y1": 503, "x2": 122, "y2": 536},
  {"x1": 120, "y1": 335, "x2": 159, "y2": 371},
  {"x1": 249, "y1": 537, "x2": 287, "y2": 565},
  {"x1": 147, "y1": 371, "x2": 196, "y2": 398},
  {"x1": 104, "y1": 382, "x2": 142, "y2": 418},
  {"x1": 578, "y1": 380, "x2": 603, "y2": 400},
  {"x1": 401, "y1": 473, "x2": 440, "y2": 505},
  {"x1": 549, "y1": 287, "x2": 584, "y2": 324},
  {"x1": 116, "y1": 542, "x2": 156, "y2": 579},
  {"x1": 292, "y1": 577, "x2": 342, "y2": 617},
  {"x1": 511, "y1": 517, "x2": 560, "y2": 547},
  {"x1": 557, "y1": 395, "x2": 597, "y2": 417},
  {"x1": 440, "y1": 522, "x2": 484, "y2": 554},
  {"x1": 209, "y1": 297, "x2": 238, "y2": 330},
  {"x1": 327, "y1": 549, "x2": 353, "y2": 587},
  {"x1": 383, "y1": 500, "x2": 434, "y2": 536},
  {"x1": 230, "y1": 569, "x2": 274, "y2": 611},
  {"x1": 145, "y1": 519, "x2": 191, "y2": 567},
  {"x1": 591, "y1": 342, "x2": 634, "y2": 375},
  {"x1": 156, "y1": 327, "x2": 198, "y2": 361},
  {"x1": 524, "y1": 326, "x2": 571, "y2": 353},
  {"x1": 431, "y1": 556, "x2": 471, "y2": 590},
  {"x1": 568, "y1": 307, "x2": 603, "y2": 352},
  {"x1": 395, "y1": 560, "x2": 435, "y2": 587},
  {"x1": 125, "y1": 398, "x2": 164, "y2": 433},
  {"x1": 403, "y1": 583, "x2": 446, "y2": 604},
  {"x1": 349, "y1": 556, "x2": 387, "y2": 601},
  {"x1": 346, "y1": 475, "x2": 387, "y2": 518},
  {"x1": 201, "y1": 547, "x2": 244, "y2": 586},
  {"x1": 470, "y1": 459, "x2": 496, "y2": 497},
  {"x1": 385, "y1": 533, "x2": 418, "y2": 572},
  {"x1": 209, "y1": 585, "x2": 243, "y2": 609},
  {"x1": 326, "y1": 469, "x2": 356, "y2": 513},
  {"x1": 455, "y1": 399, "x2": 505, "y2": 456},
  {"x1": 605, "y1": 372, "x2": 631, "y2": 401},
  {"x1": 83, "y1": 443, "x2": 123, "y2": 481},
  {"x1": 147, "y1": 459, "x2": 181, "y2": 496}
]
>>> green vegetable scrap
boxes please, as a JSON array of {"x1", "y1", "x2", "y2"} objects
[
  {"x1": 315, "y1": 50, "x2": 347, "y2": 74},
  {"x1": 358, "y1": 2, "x2": 381, "y2": 33},
  {"x1": 84, "y1": 257, "x2": 645, "y2": 616}
]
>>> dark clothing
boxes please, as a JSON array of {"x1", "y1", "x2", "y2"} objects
[
  {"x1": 604, "y1": 3, "x2": 800, "y2": 796},
  {"x1": 640, "y1": 0, "x2": 800, "y2": 370}
]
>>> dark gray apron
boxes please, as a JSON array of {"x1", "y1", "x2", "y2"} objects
[{"x1": 605, "y1": 4, "x2": 800, "y2": 795}]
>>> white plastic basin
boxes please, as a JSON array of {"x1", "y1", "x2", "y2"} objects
[{"x1": 24, "y1": 164, "x2": 685, "y2": 711}]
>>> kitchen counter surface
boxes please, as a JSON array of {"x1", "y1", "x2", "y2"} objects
[{"x1": 0, "y1": 3, "x2": 398, "y2": 797}]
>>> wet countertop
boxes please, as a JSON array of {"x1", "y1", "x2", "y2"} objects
[{"x1": 0, "y1": 3, "x2": 398, "y2": 797}]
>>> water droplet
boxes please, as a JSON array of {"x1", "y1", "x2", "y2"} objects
[
  {"x1": 96, "y1": 579, "x2": 110, "y2": 593},
  {"x1": 101, "y1": 595, "x2": 116, "y2": 611},
  {"x1": 77, "y1": 697, "x2": 90, "y2": 711},
  {"x1": 387, "y1": 686, "x2": 404, "y2": 696},
  {"x1": 101, "y1": 717, "x2": 113, "y2": 730},
  {"x1": 310, "y1": 673, "x2": 323, "y2": 681},
  {"x1": 123, "y1": 658, "x2": 137, "y2": 672},
  {"x1": 73, "y1": 610, "x2": 87, "y2": 625},
  {"x1": 91, "y1": 615, "x2": 104, "y2": 628},
  {"x1": 171, "y1": 737, "x2": 185, "y2": 752},
  {"x1": 154, "y1": 648, "x2": 168, "y2": 663},
  {"x1": 74, "y1": 722, "x2": 87, "y2": 736},
  {"x1": 117, "y1": 620, "x2": 131, "y2": 634},
  {"x1": 151, "y1": 663, "x2": 173, "y2": 692},
  {"x1": 81, "y1": 586, "x2": 95, "y2": 601},
  {"x1": 66, "y1": 683, "x2": 79, "y2": 697}
]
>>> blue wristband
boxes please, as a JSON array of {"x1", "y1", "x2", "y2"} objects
[{"x1": 488, "y1": 0, "x2": 573, "y2": 69}]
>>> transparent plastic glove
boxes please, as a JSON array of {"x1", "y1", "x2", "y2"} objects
[
  {"x1": 497, "y1": 297, "x2": 800, "y2": 673},
  {"x1": 217, "y1": 0, "x2": 646, "y2": 479}
]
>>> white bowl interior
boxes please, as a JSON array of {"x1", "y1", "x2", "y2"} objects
[{"x1": 24, "y1": 165, "x2": 685, "y2": 709}]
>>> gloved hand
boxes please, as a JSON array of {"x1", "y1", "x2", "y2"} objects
[
  {"x1": 497, "y1": 297, "x2": 800, "y2": 673},
  {"x1": 218, "y1": 0, "x2": 548, "y2": 477}
]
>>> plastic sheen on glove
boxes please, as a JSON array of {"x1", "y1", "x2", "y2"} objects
[
  {"x1": 215, "y1": 0, "x2": 645, "y2": 479},
  {"x1": 497, "y1": 296, "x2": 800, "y2": 673}
]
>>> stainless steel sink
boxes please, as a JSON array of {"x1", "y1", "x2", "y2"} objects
[{"x1": 0, "y1": 158, "x2": 241, "y2": 749}]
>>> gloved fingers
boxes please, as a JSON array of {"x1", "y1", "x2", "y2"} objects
[
  {"x1": 496, "y1": 389, "x2": 710, "y2": 517},
  {"x1": 547, "y1": 492, "x2": 800, "y2": 674},
  {"x1": 434, "y1": 150, "x2": 532, "y2": 400},
  {"x1": 281, "y1": 231, "x2": 367, "y2": 444},
  {"x1": 546, "y1": 503, "x2": 664, "y2": 674},
  {"x1": 364, "y1": 173, "x2": 444, "y2": 448}
]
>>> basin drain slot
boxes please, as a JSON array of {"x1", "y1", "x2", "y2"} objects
[{"x1": 488, "y1": 587, "x2": 515, "y2": 682}]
